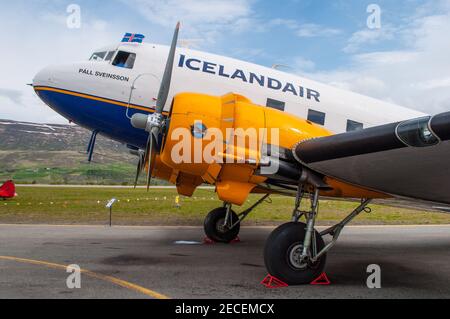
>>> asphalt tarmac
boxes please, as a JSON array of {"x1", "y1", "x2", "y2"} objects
[{"x1": 0, "y1": 224, "x2": 448, "y2": 299}]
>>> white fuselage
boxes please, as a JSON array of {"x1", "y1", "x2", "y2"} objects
[{"x1": 33, "y1": 42, "x2": 425, "y2": 144}]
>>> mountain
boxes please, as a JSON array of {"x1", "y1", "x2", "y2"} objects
[{"x1": 0, "y1": 119, "x2": 143, "y2": 185}]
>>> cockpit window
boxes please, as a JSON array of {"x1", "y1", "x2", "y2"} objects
[
  {"x1": 112, "y1": 51, "x2": 136, "y2": 69},
  {"x1": 90, "y1": 51, "x2": 107, "y2": 61},
  {"x1": 105, "y1": 51, "x2": 116, "y2": 61},
  {"x1": 396, "y1": 116, "x2": 439, "y2": 147}
]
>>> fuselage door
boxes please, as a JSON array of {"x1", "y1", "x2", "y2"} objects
[{"x1": 128, "y1": 73, "x2": 160, "y2": 110}]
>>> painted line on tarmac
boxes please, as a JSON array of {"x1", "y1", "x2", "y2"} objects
[{"x1": 0, "y1": 256, "x2": 170, "y2": 299}]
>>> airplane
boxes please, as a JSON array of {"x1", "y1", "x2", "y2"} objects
[
  {"x1": 32, "y1": 23, "x2": 450, "y2": 285},
  {"x1": 0, "y1": 180, "x2": 17, "y2": 200}
]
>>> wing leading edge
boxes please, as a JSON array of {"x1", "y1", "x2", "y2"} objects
[{"x1": 293, "y1": 112, "x2": 450, "y2": 205}]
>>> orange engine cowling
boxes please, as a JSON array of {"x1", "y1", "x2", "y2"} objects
[{"x1": 154, "y1": 92, "x2": 331, "y2": 205}]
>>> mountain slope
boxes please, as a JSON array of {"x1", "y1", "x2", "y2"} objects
[{"x1": 0, "y1": 119, "x2": 142, "y2": 185}]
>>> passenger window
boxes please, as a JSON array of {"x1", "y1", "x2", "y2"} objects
[
  {"x1": 266, "y1": 98, "x2": 285, "y2": 111},
  {"x1": 90, "y1": 51, "x2": 107, "y2": 61},
  {"x1": 396, "y1": 117, "x2": 439, "y2": 147},
  {"x1": 307, "y1": 109, "x2": 326, "y2": 126},
  {"x1": 105, "y1": 51, "x2": 116, "y2": 61},
  {"x1": 347, "y1": 120, "x2": 364, "y2": 132},
  {"x1": 112, "y1": 51, "x2": 136, "y2": 69}
]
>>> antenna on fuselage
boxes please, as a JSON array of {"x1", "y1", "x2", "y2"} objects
[{"x1": 271, "y1": 64, "x2": 292, "y2": 71}]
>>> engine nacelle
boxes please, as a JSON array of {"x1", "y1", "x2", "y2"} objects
[{"x1": 157, "y1": 92, "x2": 331, "y2": 205}]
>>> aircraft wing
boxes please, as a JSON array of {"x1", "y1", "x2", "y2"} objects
[{"x1": 293, "y1": 112, "x2": 450, "y2": 205}]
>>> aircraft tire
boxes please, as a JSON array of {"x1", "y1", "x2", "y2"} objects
[
  {"x1": 204, "y1": 207, "x2": 240, "y2": 243},
  {"x1": 264, "y1": 222, "x2": 326, "y2": 285}
]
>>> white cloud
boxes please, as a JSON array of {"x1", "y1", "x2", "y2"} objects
[
  {"x1": 269, "y1": 18, "x2": 299, "y2": 30},
  {"x1": 343, "y1": 25, "x2": 397, "y2": 53},
  {"x1": 296, "y1": 23, "x2": 342, "y2": 38},
  {"x1": 0, "y1": 0, "x2": 258, "y2": 123},
  {"x1": 122, "y1": 0, "x2": 252, "y2": 26},
  {"x1": 412, "y1": 77, "x2": 450, "y2": 90},
  {"x1": 119, "y1": 0, "x2": 256, "y2": 43},
  {"x1": 302, "y1": 7, "x2": 450, "y2": 115},
  {"x1": 0, "y1": 89, "x2": 24, "y2": 106},
  {"x1": 269, "y1": 19, "x2": 342, "y2": 38},
  {"x1": 0, "y1": 2, "x2": 124, "y2": 123},
  {"x1": 353, "y1": 51, "x2": 420, "y2": 66},
  {"x1": 293, "y1": 57, "x2": 316, "y2": 71}
]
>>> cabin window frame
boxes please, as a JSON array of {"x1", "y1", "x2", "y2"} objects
[
  {"x1": 104, "y1": 51, "x2": 116, "y2": 62},
  {"x1": 266, "y1": 98, "x2": 286, "y2": 111},
  {"x1": 112, "y1": 51, "x2": 137, "y2": 69},
  {"x1": 307, "y1": 109, "x2": 326, "y2": 126},
  {"x1": 90, "y1": 51, "x2": 107, "y2": 61},
  {"x1": 346, "y1": 119, "x2": 364, "y2": 132}
]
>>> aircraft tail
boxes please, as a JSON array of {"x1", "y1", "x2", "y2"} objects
[{"x1": 0, "y1": 180, "x2": 16, "y2": 199}]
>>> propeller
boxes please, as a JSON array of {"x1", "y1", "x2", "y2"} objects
[
  {"x1": 133, "y1": 150, "x2": 145, "y2": 189},
  {"x1": 131, "y1": 22, "x2": 181, "y2": 190}
]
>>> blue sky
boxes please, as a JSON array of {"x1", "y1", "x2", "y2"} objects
[
  {"x1": 1, "y1": 0, "x2": 450, "y2": 122},
  {"x1": 56, "y1": 0, "x2": 428, "y2": 68}
]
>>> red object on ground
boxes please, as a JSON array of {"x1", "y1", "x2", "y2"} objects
[
  {"x1": 231, "y1": 236, "x2": 241, "y2": 244},
  {"x1": 0, "y1": 180, "x2": 16, "y2": 199},
  {"x1": 203, "y1": 237, "x2": 216, "y2": 245},
  {"x1": 203, "y1": 237, "x2": 241, "y2": 244},
  {"x1": 311, "y1": 273, "x2": 331, "y2": 285},
  {"x1": 261, "y1": 275, "x2": 289, "y2": 289}
]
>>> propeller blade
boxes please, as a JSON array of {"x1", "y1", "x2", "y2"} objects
[
  {"x1": 146, "y1": 132, "x2": 158, "y2": 191},
  {"x1": 144, "y1": 135, "x2": 152, "y2": 168},
  {"x1": 155, "y1": 22, "x2": 180, "y2": 114},
  {"x1": 133, "y1": 151, "x2": 145, "y2": 189},
  {"x1": 133, "y1": 164, "x2": 140, "y2": 189}
]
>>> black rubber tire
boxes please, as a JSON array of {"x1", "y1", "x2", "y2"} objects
[
  {"x1": 264, "y1": 222, "x2": 327, "y2": 285},
  {"x1": 204, "y1": 207, "x2": 240, "y2": 243}
]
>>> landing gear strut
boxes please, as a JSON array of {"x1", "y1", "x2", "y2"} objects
[
  {"x1": 204, "y1": 195, "x2": 270, "y2": 243},
  {"x1": 264, "y1": 183, "x2": 372, "y2": 285}
]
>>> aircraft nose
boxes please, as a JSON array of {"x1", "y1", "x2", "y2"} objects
[
  {"x1": 32, "y1": 64, "x2": 74, "y2": 117},
  {"x1": 33, "y1": 66, "x2": 59, "y2": 87}
]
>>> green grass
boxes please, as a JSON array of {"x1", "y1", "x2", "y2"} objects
[
  {"x1": 0, "y1": 163, "x2": 139, "y2": 185},
  {"x1": 0, "y1": 187, "x2": 449, "y2": 226}
]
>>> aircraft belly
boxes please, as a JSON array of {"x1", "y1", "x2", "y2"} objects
[{"x1": 35, "y1": 87, "x2": 150, "y2": 149}]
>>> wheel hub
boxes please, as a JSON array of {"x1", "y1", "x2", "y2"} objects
[
  {"x1": 288, "y1": 243, "x2": 309, "y2": 270},
  {"x1": 215, "y1": 218, "x2": 229, "y2": 234}
]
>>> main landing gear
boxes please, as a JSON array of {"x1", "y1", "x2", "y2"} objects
[
  {"x1": 264, "y1": 184, "x2": 372, "y2": 285},
  {"x1": 204, "y1": 195, "x2": 270, "y2": 243}
]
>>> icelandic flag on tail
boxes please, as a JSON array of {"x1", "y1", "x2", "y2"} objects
[{"x1": 122, "y1": 33, "x2": 145, "y2": 43}]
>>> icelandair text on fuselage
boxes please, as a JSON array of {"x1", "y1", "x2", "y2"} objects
[{"x1": 178, "y1": 54, "x2": 321, "y2": 102}]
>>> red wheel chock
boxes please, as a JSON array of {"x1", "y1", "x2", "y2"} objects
[
  {"x1": 203, "y1": 237, "x2": 216, "y2": 245},
  {"x1": 261, "y1": 275, "x2": 289, "y2": 289},
  {"x1": 231, "y1": 236, "x2": 241, "y2": 244},
  {"x1": 311, "y1": 273, "x2": 331, "y2": 285},
  {"x1": 203, "y1": 237, "x2": 241, "y2": 245}
]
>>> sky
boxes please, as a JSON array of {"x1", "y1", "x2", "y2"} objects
[{"x1": 1, "y1": 0, "x2": 450, "y2": 123}]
